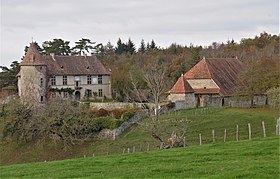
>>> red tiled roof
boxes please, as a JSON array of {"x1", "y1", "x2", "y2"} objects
[
  {"x1": 184, "y1": 59, "x2": 211, "y2": 79},
  {"x1": 180, "y1": 58, "x2": 244, "y2": 96},
  {"x1": 169, "y1": 75, "x2": 194, "y2": 94}
]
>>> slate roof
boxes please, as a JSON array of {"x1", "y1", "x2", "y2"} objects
[
  {"x1": 19, "y1": 43, "x2": 110, "y2": 76},
  {"x1": 182, "y1": 58, "x2": 244, "y2": 96},
  {"x1": 169, "y1": 74, "x2": 194, "y2": 94}
]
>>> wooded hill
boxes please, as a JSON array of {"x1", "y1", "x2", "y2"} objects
[{"x1": 0, "y1": 32, "x2": 279, "y2": 101}]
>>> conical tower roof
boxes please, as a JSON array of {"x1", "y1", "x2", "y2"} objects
[
  {"x1": 20, "y1": 43, "x2": 46, "y2": 66},
  {"x1": 169, "y1": 74, "x2": 194, "y2": 94}
]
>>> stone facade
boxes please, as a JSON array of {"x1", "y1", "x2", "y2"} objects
[
  {"x1": 18, "y1": 65, "x2": 48, "y2": 103},
  {"x1": 18, "y1": 43, "x2": 112, "y2": 103}
]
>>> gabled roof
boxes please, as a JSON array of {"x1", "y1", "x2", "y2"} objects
[
  {"x1": 184, "y1": 59, "x2": 211, "y2": 79},
  {"x1": 169, "y1": 74, "x2": 194, "y2": 94},
  {"x1": 43, "y1": 55, "x2": 110, "y2": 75},
  {"x1": 20, "y1": 43, "x2": 46, "y2": 66},
  {"x1": 184, "y1": 58, "x2": 244, "y2": 96},
  {"x1": 206, "y1": 58, "x2": 244, "y2": 96},
  {"x1": 19, "y1": 43, "x2": 110, "y2": 76}
]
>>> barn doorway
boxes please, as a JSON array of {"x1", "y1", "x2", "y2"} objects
[
  {"x1": 221, "y1": 98, "x2": 225, "y2": 107},
  {"x1": 75, "y1": 91, "x2": 81, "y2": 101}
]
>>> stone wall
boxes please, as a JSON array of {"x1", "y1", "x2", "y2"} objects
[
  {"x1": 18, "y1": 65, "x2": 47, "y2": 103},
  {"x1": 203, "y1": 95, "x2": 267, "y2": 107},
  {"x1": 99, "y1": 109, "x2": 149, "y2": 139},
  {"x1": 89, "y1": 102, "x2": 156, "y2": 110}
]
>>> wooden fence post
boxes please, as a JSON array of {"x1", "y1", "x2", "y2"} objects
[
  {"x1": 236, "y1": 125, "x2": 239, "y2": 141},
  {"x1": 183, "y1": 137, "x2": 186, "y2": 147},
  {"x1": 248, "y1": 123, "x2": 251, "y2": 140},
  {"x1": 133, "y1": 146, "x2": 135, "y2": 153},
  {"x1": 92, "y1": 153, "x2": 95, "y2": 157},
  {"x1": 127, "y1": 148, "x2": 130, "y2": 154},
  {"x1": 199, "y1": 133, "x2": 202, "y2": 145},
  {"x1": 139, "y1": 144, "x2": 142, "y2": 152},
  {"x1": 212, "y1": 129, "x2": 215, "y2": 143},
  {"x1": 122, "y1": 148, "x2": 125, "y2": 154},
  {"x1": 224, "y1": 128, "x2": 227, "y2": 142},
  {"x1": 262, "y1": 121, "x2": 266, "y2": 137},
  {"x1": 277, "y1": 118, "x2": 280, "y2": 135},
  {"x1": 147, "y1": 143, "x2": 150, "y2": 151}
]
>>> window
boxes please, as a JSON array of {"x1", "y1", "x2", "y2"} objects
[
  {"x1": 40, "y1": 78, "x2": 43, "y2": 87},
  {"x1": 98, "y1": 75, "x2": 102, "y2": 84},
  {"x1": 40, "y1": 96, "x2": 44, "y2": 102},
  {"x1": 51, "y1": 76, "x2": 56, "y2": 86},
  {"x1": 63, "y1": 91, "x2": 68, "y2": 98},
  {"x1": 63, "y1": 76, "x2": 67, "y2": 85},
  {"x1": 86, "y1": 89, "x2": 92, "y2": 98},
  {"x1": 87, "y1": 75, "x2": 92, "y2": 84},
  {"x1": 98, "y1": 89, "x2": 103, "y2": 97}
]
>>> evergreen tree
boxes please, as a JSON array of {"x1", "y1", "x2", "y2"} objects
[
  {"x1": 139, "y1": 39, "x2": 146, "y2": 53},
  {"x1": 0, "y1": 61, "x2": 20, "y2": 89},
  {"x1": 104, "y1": 41, "x2": 115, "y2": 55},
  {"x1": 146, "y1": 42, "x2": 150, "y2": 50},
  {"x1": 150, "y1": 39, "x2": 156, "y2": 49},
  {"x1": 115, "y1": 38, "x2": 127, "y2": 54},
  {"x1": 126, "y1": 38, "x2": 136, "y2": 54},
  {"x1": 42, "y1": 39, "x2": 71, "y2": 55},
  {"x1": 71, "y1": 38, "x2": 95, "y2": 55}
]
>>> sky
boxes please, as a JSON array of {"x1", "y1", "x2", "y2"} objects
[{"x1": 0, "y1": 0, "x2": 279, "y2": 68}]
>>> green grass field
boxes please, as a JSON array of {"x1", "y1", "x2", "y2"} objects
[
  {"x1": 0, "y1": 107, "x2": 278, "y2": 165},
  {"x1": 1, "y1": 136, "x2": 279, "y2": 178}
]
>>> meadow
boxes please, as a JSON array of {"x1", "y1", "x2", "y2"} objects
[{"x1": 1, "y1": 136, "x2": 279, "y2": 178}]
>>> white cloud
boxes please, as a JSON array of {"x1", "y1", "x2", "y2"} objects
[{"x1": 0, "y1": 0, "x2": 279, "y2": 67}]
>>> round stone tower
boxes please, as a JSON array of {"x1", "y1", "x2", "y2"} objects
[{"x1": 18, "y1": 43, "x2": 48, "y2": 103}]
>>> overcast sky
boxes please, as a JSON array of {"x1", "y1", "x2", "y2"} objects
[{"x1": 0, "y1": 0, "x2": 279, "y2": 68}]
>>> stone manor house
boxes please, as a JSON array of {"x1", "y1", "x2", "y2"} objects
[
  {"x1": 168, "y1": 57, "x2": 267, "y2": 108},
  {"x1": 17, "y1": 43, "x2": 111, "y2": 103}
]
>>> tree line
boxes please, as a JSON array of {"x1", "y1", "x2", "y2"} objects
[{"x1": 0, "y1": 32, "x2": 279, "y2": 104}]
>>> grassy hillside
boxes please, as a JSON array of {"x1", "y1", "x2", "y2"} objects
[
  {"x1": 85, "y1": 107, "x2": 277, "y2": 156},
  {"x1": 1, "y1": 136, "x2": 279, "y2": 178},
  {"x1": 0, "y1": 107, "x2": 277, "y2": 165}
]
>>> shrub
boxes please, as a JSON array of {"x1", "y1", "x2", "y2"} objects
[
  {"x1": 121, "y1": 111, "x2": 135, "y2": 121},
  {"x1": 167, "y1": 102, "x2": 175, "y2": 109},
  {"x1": 94, "y1": 117, "x2": 119, "y2": 130}
]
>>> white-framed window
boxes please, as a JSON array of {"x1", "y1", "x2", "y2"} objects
[
  {"x1": 98, "y1": 75, "x2": 102, "y2": 84},
  {"x1": 63, "y1": 76, "x2": 67, "y2": 85},
  {"x1": 98, "y1": 89, "x2": 103, "y2": 97},
  {"x1": 87, "y1": 75, "x2": 92, "y2": 84},
  {"x1": 51, "y1": 76, "x2": 56, "y2": 86}
]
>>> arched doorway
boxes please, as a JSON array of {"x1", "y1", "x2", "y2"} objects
[{"x1": 75, "y1": 91, "x2": 81, "y2": 101}]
